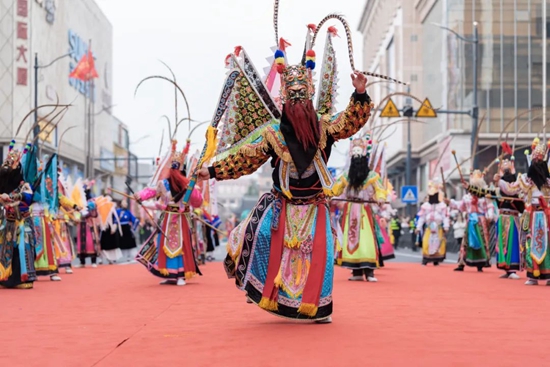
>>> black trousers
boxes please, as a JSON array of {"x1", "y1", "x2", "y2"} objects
[
  {"x1": 392, "y1": 231, "x2": 401, "y2": 248},
  {"x1": 352, "y1": 268, "x2": 374, "y2": 277},
  {"x1": 79, "y1": 254, "x2": 97, "y2": 265}
]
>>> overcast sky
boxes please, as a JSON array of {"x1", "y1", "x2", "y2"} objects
[{"x1": 95, "y1": 0, "x2": 366, "y2": 168}]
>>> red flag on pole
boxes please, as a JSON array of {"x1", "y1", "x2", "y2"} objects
[{"x1": 69, "y1": 48, "x2": 98, "y2": 81}]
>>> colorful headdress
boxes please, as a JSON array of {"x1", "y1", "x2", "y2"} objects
[
  {"x1": 494, "y1": 141, "x2": 515, "y2": 175},
  {"x1": 529, "y1": 137, "x2": 548, "y2": 162},
  {"x1": 496, "y1": 157, "x2": 515, "y2": 175},
  {"x1": 349, "y1": 136, "x2": 371, "y2": 158},
  {"x1": 427, "y1": 180, "x2": 443, "y2": 196},
  {"x1": 2, "y1": 140, "x2": 31, "y2": 169},
  {"x1": 170, "y1": 139, "x2": 190, "y2": 170},
  {"x1": 468, "y1": 169, "x2": 484, "y2": 178},
  {"x1": 275, "y1": 23, "x2": 317, "y2": 103}
]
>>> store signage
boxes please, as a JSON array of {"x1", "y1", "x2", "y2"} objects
[
  {"x1": 68, "y1": 29, "x2": 96, "y2": 101},
  {"x1": 35, "y1": 0, "x2": 57, "y2": 24}
]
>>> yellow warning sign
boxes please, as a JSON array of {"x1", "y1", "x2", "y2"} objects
[
  {"x1": 416, "y1": 98, "x2": 437, "y2": 118},
  {"x1": 380, "y1": 98, "x2": 400, "y2": 118}
]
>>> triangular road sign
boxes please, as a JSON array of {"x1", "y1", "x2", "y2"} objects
[
  {"x1": 380, "y1": 98, "x2": 400, "y2": 118},
  {"x1": 416, "y1": 98, "x2": 437, "y2": 118},
  {"x1": 403, "y1": 189, "x2": 416, "y2": 202}
]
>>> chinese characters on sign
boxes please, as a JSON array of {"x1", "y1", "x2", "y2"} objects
[
  {"x1": 15, "y1": 0, "x2": 29, "y2": 86},
  {"x1": 35, "y1": 0, "x2": 57, "y2": 24}
]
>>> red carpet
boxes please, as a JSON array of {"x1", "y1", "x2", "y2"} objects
[{"x1": 2, "y1": 262, "x2": 549, "y2": 366}]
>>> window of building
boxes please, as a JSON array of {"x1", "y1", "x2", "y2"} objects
[{"x1": 119, "y1": 126, "x2": 129, "y2": 150}]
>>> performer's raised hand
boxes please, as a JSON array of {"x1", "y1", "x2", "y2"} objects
[
  {"x1": 351, "y1": 71, "x2": 367, "y2": 94},
  {"x1": 197, "y1": 167, "x2": 211, "y2": 181}
]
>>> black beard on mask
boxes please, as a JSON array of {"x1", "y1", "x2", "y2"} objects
[
  {"x1": 0, "y1": 164, "x2": 23, "y2": 194},
  {"x1": 527, "y1": 160, "x2": 550, "y2": 190},
  {"x1": 501, "y1": 170, "x2": 517, "y2": 183},
  {"x1": 428, "y1": 193, "x2": 440, "y2": 204},
  {"x1": 347, "y1": 155, "x2": 370, "y2": 194}
]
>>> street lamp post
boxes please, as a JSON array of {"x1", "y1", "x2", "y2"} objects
[
  {"x1": 433, "y1": 21, "x2": 479, "y2": 169},
  {"x1": 33, "y1": 52, "x2": 72, "y2": 138},
  {"x1": 471, "y1": 22, "x2": 479, "y2": 169},
  {"x1": 403, "y1": 86, "x2": 414, "y2": 217}
]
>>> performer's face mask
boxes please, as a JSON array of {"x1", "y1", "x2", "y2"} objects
[
  {"x1": 351, "y1": 146, "x2": 364, "y2": 157},
  {"x1": 287, "y1": 85, "x2": 308, "y2": 103},
  {"x1": 2, "y1": 150, "x2": 19, "y2": 170},
  {"x1": 282, "y1": 65, "x2": 312, "y2": 103}
]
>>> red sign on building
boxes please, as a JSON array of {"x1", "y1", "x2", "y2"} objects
[
  {"x1": 17, "y1": 0, "x2": 28, "y2": 17},
  {"x1": 15, "y1": 0, "x2": 29, "y2": 86},
  {"x1": 17, "y1": 22, "x2": 28, "y2": 40}
]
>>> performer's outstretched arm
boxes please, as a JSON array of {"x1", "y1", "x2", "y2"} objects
[
  {"x1": 325, "y1": 92, "x2": 372, "y2": 141},
  {"x1": 206, "y1": 144, "x2": 270, "y2": 181}
]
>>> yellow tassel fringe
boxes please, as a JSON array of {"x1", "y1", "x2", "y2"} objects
[
  {"x1": 285, "y1": 234, "x2": 300, "y2": 249},
  {"x1": 534, "y1": 270, "x2": 541, "y2": 277},
  {"x1": 264, "y1": 128, "x2": 292, "y2": 162},
  {"x1": 259, "y1": 297, "x2": 279, "y2": 311},
  {"x1": 274, "y1": 268, "x2": 283, "y2": 288},
  {"x1": 0, "y1": 264, "x2": 12, "y2": 281},
  {"x1": 202, "y1": 126, "x2": 218, "y2": 164},
  {"x1": 282, "y1": 188, "x2": 292, "y2": 199},
  {"x1": 159, "y1": 268, "x2": 169, "y2": 276},
  {"x1": 298, "y1": 303, "x2": 318, "y2": 317}
]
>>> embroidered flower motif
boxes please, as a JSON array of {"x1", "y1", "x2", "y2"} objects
[{"x1": 301, "y1": 235, "x2": 313, "y2": 254}]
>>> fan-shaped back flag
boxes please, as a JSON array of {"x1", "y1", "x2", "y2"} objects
[
  {"x1": 69, "y1": 48, "x2": 98, "y2": 81},
  {"x1": 70, "y1": 178, "x2": 86, "y2": 209},
  {"x1": 95, "y1": 195, "x2": 116, "y2": 231}
]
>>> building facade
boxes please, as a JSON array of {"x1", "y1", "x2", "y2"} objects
[
  {"x1": 358, "y1": 0, "x2": 549, "y2": 211},
  {"x1": 0, "y1": 0, "x2": 133, "y2": 195}
]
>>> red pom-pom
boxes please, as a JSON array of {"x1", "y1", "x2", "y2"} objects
[
  {"x1": 234, "y1": 46, "x2": 242, "y2": 57},
  {"x1": 276, "y1": 64, "x2": 285, "y2": 74},
  {"x1": 306, "y1": 49, "x2": 315, "y2": 58},
  {"x1": 501, "y1": 142, "x2": 513, "y2": 155}
]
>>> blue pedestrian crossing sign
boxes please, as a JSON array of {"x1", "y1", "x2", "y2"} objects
[{"x1": 401, "y1": 186, "x2": 418, "y2": 204}]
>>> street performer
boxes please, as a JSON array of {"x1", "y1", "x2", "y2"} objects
[
  {"x1": 500, "y1": 138, "x2": 550, "y2": 285},
  {"x1": 197, "y1": 18, "x2": 372, "y2": 322},
  {"x1": 135, "y1": 140, "x2": 203, "y2": 286},
  {"x1": 454, "y1": 169, "x2": 495, "y2": 272},
  {"x1": 415, "y1": 180, "x2": 450, "y2": 266},
  {"x1": 461, "y1": 154, "x2": 524, "y2": 279},
  {"x1": 333, "y1": 137, "x2": 387, "y2": 282},
  {"x1": 0, "y1": 142, "x2": 37, "y2": 289}
]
